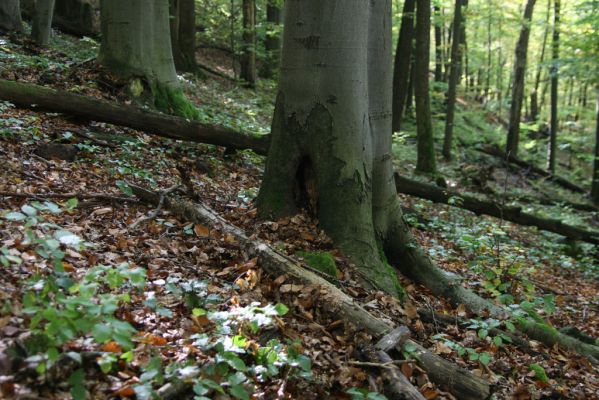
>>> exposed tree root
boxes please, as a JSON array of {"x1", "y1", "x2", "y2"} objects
[{"x1": 131, "y1": 185, "x2": 493, "y2": 400}]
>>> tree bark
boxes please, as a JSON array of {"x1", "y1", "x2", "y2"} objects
[
  {"x1": 391, "y1": 0, "x2": 415, "y2": 133},
  {"x1": 414, "y1": 0, "x2": 436, "y2": 173},
  {"x1": 547, "y1": 0, "x2": 560, "y2": 173},
  {"x1": 240, "y1": 0, "x2": 256, "y2": 87},
  {"x1": 592, "y1": 87, "x2": 599, "y2": 205},
  {"x1": 32, "y1": 0, "x2": 56, "y2": 46},
  {"x1": 169, "y1": 0, "x2": 197, "y2": 72},
  {"x1": 52, "y1": 0, "x2": 99, "y2": 36},
  {"x1": 530, "y1": 0, "x2": 551, "y2": 122},
  {"x1": 259, "y1": 0, "x2": 281, "y2": 79},
  {"x1": 433, "y1": 4, "x2": 443, "y2": 82},
  {"x1": 394, "y1": 173, "x2": 599, "y2": 245},
  {"x1": 0, "y1": 79, "x2": 269, "y2": 154},
  {"x1": 506, "y1": 0, "x2": 536, "y2": 157},
  {"x1": 442, "y1": 0, "x2": 465, "y2": 161},
  {"x1": 0, "y1": 0, "x2": 24, "y2": 32}
]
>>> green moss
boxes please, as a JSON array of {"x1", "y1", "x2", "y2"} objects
[
  {"x1": 150, "y1": 82, "x2": 200, "y2": 120},
  {"x1": 377, "y1": 243, "x2": 406, "y2": 300},
  {"x1": 296, "y1": 251, "x2": 338, "y2": 278},
  {"x1": 529, "y1": 364, "x2": 549, "y2": 383}
]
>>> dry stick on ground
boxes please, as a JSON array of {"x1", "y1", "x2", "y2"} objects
[
  {"x1": 477, "y1": 145, "x2": 587, "y2": 194},
  {"x1": 394, "y1": 174, "x2": 599, "y2": 245},
  {"x1": 131, "y1": 185, "x2": 493, "y2": 400},
  {"x1": 0, "y1": 79, "x2": 270, "y2": 155},
  {"x1": 129, "y1": 185, "x2": 179, "y2": 229},
  {"x1": 358, "y1": 326, "x2": 425, "y2": 400}
]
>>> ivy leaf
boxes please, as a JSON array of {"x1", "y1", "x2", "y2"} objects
[{"x1": 479, "y1": 352, "x2": 492, "y2": 365}]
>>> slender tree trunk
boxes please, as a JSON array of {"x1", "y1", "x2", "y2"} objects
[
  {"x1": 547, "y1": 0, "x2": 560, "y2": 173},
  {"x1": 433, "y1": 4, "x2": 443, "y2": 82},
  {"x1": 169, "y1": 0, "x2": 197, "y2": 72},
  {"x1": 392, "y1": 0, "x2": 415, "y2": 132},
  {"x1": 32, "y1": 0, "x2": 56, "y2": 46},
  {"x1": 99, "y1": 0, "x2": 195, "y2": 118},
  {"x1": 442, "y1": 0, "x2": 465, "y2": 161},
  {"x1": 567, "y1": 76, "x2": 574, "y2": 106},
  {"x1": 52, "y1": 0, "x2": 99, "y2": 36},
  {"x1": 505, "y1": 0, "x2": 536, "y2": 157},
  {"x1": 530, "y1": 0, "x2": 551, "y2": 121},
  {"x1": 415, "y1": 0, "x2": 436, "y2": 173},
  {"x1": 484, "y1": 0, "x2": 492, "y2": 101},
  {"x1": 0, "y1": 0, "x2": 24, "y2": 32},
  {"x1": 457, "y1": 0, "x2": 468, "y2": 86},
  {"x1": 592, "y1": 87, "x2": 599, "y2": 205},
  {"x1": 240, "y1": 0, "x2": 257, "y2": 87},
  {"x1": 259, "y1": 0, "x2": 281, "y2": 79},
  {"x1": 406, "y1": 56, "x2": 416, "y2": 114}
]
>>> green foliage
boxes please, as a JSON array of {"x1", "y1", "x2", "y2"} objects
[
  {"x1": 431, "y1": 333, "x2": 493, "y2": 366},
  {"x1": 346, "y1": 387, "x2": 388, "y2": 400},
  {"x1": 296, "y1": 251, "x2": 338, "y2": 277},
  {"x1": 529, "y1": 363, "x2": 550, "y2": 383}
]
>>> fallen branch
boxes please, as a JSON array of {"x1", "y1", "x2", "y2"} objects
[
  {"x1": 131, "y1": 185, "x2": 492, "y2": 400},
  {"x1": 129, "y1": 185, "x2": 179, "y2": 229},
  {"x1": 394, "y1": 174, "x2": 599, "y2": 245},
  {"x1": 0, "y1": 79, "x2": 270, "y2": 155},
  {"x1": 197, "y1": 63, "x2": 238, "y2": 82},
  {"x1": 477, "y1": 145, "x2": 587, "y2": 194}
]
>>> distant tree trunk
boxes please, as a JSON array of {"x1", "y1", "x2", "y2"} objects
[
  {"x1": 240, "y1": 0, "x2": 256, "y2": 87},
  {"x1": 32, "y1": 0, "x2": 56, "y2": 46},
  {"x1": 442, "y1": 0, "x2": 465, "y2": 161},
  {"x1": 406, "y1": 56, "x2": 416, "y2": 114},
  {"x1": 259, "y1": 0, "x2": 281, "y2": 79},
  {"x1": 414, "y1": 0, "x2": 436, "y2": 173},
  {"x1": 392, "y1": 0, "x2": 415, "y2": 132},
  {"x1": 566, "y1": 77, "x2": 574, "y2": 106},
  {"x1": 457, "y1": 0, "x2": 468, "y2": 86},
  {"x1": 169, "y1": 0, "x2": 197, "y2": 72},
  {"x1": 484, "y1": 0, "x2": 492, "y2": 101},
  {"x1": 547, "y1": 0, "x2": 560, "y2": 173},
  {"x1": 505, "y1": 0, "x2": 536, "y2": 157},
  {"x1": 592, "y1": 87, "x2": 599, "y2": 205},
  {"x1": 530, "y1": 0, "x2": 551, "y2": 121},
  {"x1": 433, "y1": 4, "x2": 443, "y2": 82},
  {"x1": 99, "y1": 0, "x2": 195, "y2": 118},
  {"x1": 51, "y1": 0, "x2": 99, "y2": 36},
  {"x1": 0, "y1": 0, "x2": 23, "y2": 32}
]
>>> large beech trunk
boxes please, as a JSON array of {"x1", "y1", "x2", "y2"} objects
[
  {"x1": 0, "y1": 79, "x2": 270, "y2": 154},
  {"x1": 506, "y1": 0, "x2": 536, "y2": 157},
  {"x1": 0, "y1": 0, "x2": 23, "y2": 32},
  {"x1": 394, "y1": 174, "x2": 599, "y2": 245}
]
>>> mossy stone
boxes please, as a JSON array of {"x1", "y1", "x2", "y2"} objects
[{"x1": 296, "y1": 251, "x2": 338, "y2": 277}]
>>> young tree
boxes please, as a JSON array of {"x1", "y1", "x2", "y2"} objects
[
  {"x1": 547, "y1": 0, "x2": 560, "y2": 173},
  {"x1": 414, "y1": 0, "x2": 437, "y2": 173},
  {"x1": 391, "y1": 0, "x2": 415, "y2": 132},
  {"x1": 592, "y1": 87, "x2": 599, "y2": 205},
  {"x1": 442, "y1": 0, "x2": 465, "y2": 161},
  {"x1": 240, "y1": 0, "x2": 256, "y2": 87},
  {"x1": 99, "y1": 0, "x2": 196, "y2": 118},
  {"x1": 260, "y1": 0, "x2": 282, "y2": 79},
  {"x1": 505, "y1": 0, "x2": 537, "y2": 157},
  {"x1": 32, "y1": 0, "x2": 56, "y2": 46},
  {"x1": 433, "y1": 3, "x2": 444, "y2": 82},
  {"x1": 169, "y1": 0, "x2": 197, "y2": 72},
  {"x1": 530, "y1": 0, "x2": 551, "y2": 121},
  {"x1": 0, "y1": 0, "x2": 24, "y2": 33},
  {"x1": 257, "y1": 0, "x2": 488, "y2": 311}
]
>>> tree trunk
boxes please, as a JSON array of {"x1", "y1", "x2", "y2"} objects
[
  {"x1": 99, "y1": 0, "x2": 195, "y2": 118},
  {"x1": 391, "y1": 0, "x2": 415, "y2": 133},
  {"x1": 32, "y1": 0, "x2": 56, "y2": 46},
  {"x1": 259, "y1": 0, "x2": 281, "y2": 79},
  {"x1": 442, "y1": 0, "x2": 465, "y2": 161},
  {"x1": 405, "y1": 56, "x2": 416, "y2": 113},
  {"x1": 169, "y1": 0, "x2": 197, "y2": 72},
  {"x1": 592, "y1": 87, "x2": 599, "y2": 205},
  {"x1": 0, "y1": 0, "x2": 24, "y2": 32},
  {"x1": 414, "y1": 0, "x2": 436, "y2": 173},
  {"x1": 484, "y1": 0, "x2": 492, "y2": 101},
  {"x1": 433, "y1": 4, "x2": 443, "y2": 82},
  {"x1": 547, "y1": 0, "x2": 559, "y2": 173},
  {"x1": 52, "y1": 0, "x2": 99, "y2": 36},
  {"x1": 457, "y1": 0, "x2": 468, "y2": 86},
  {"x1": 240, "y1": 0, "x2": 256, "y2": 87},
  {"x1": 506, "y1": 0, "x2": 536, "y2": 157}
]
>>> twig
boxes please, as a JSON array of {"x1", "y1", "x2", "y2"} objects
[
  {"x1": 0, "y1": 191, "x2": 138, "y2": 202},
  {"x1": 348, "y1": 360, "x2": 413, "y2": 369},
  {"x1": 129, "y1": 185, "x2": 179, "y2": 228}
]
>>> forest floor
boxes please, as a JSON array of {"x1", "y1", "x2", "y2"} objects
[{"x1": 0, "y1": 32, "x2": 598, "y2": 400}]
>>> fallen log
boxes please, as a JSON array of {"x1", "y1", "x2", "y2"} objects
[
  {"x1": 394, "y1": 174, "x2": 599, "y2": 246},
  {"x1": 131, "y1": 185, "x2": 492, "y2": 400},
  {"x1": 488, "y1": 189, "x2": 598, "y2": 213},
  {"x1": 477, "y1": 145, "x2": 587, "y2": 194},
  {"x1": 0, "y1": 79, "x2": 270, "y2": 155}
]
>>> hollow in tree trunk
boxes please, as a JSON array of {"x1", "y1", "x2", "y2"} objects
[
  {"x1": 32, "y1": 0, "x2": 56, "y2": 46},
  {"x1": 259, "y1": 0, "x2": 281, "y2": 79},
  {"x1": 0, "y1": 0, "x2": 23, "y2": 32},
  {"x1": 442, "y1": 0, "x2": 465, "y2": 161},
  {"x1": 99, "y1": 0, "x2": 197, "y2": 119},
  {"x1": 391, "y1": 0, "x2": 415, "y2": 133},
  {"x1": 414, "y1": 0, "x2": 436, "y2": 173},
  {"x1": 257, "y1": 0, "x2": 495, "y2": 314},
  {"x1": 547, "y1": 0, "x2": 559, "y2": 173},
  {"x1": 169, "y1": 0, "x2": 197, "y2": 73},
  {"x1": 240, "y1": 0, "x2": 256, "y2": 87},
  {"x1": 506, "y1": 0, "x2": 537, "y2": 157}
]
